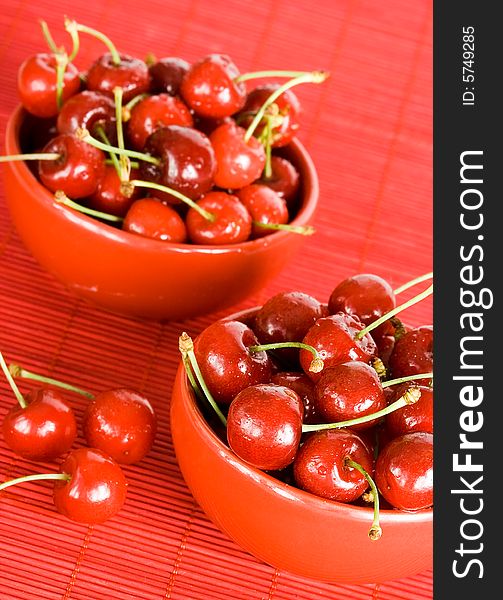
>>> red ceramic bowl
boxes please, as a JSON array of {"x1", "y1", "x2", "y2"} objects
[
  {"x1": 170, "y1": 307, "x2": 433, "y2": 584},
  {"x1": 2, "y1": 106, "x2": 318, "y2": 321}
]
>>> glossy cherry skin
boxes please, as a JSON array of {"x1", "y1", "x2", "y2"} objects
[
  {"x1": 375, "y1": 432, "x2": 433, "y2": 510},
  {"x1": 271, "y1": 371, "x2": 319, "y2": 424},
  {"x1": 17, "y1": 53, "x2": 81, "y2": 118},
  {"x1": 2, "y1": 388, "x2": 77, "y2": 462},
  {"x1": 314, "y1": 361, "x2": 386, "y2": 431},
  {"x1": 140, "y1": 125, "x2": 216, "y2": 201},
  {"x1": 123, "y1": 197, "x2": 187, "y2": 242},
  {"x1": 149, "y1": 57, "x2": 190, "y2": 95},
  {"x1": 86, "y1": 53, "x2": 151, "y2": 103},
  {"x1": 193, "y1": 320, "x2": 272, "y2": 405},
  {"x1": 257, "y1": 155, "x2": 300, "y2": 207},
  {"x1": 293, "y1": 428, "x2": 373, "y2": 502},
  {"x1": 238, "y1": 84, "x2": 301, "y2": 147},
  {"x1": 209, "y1": 121, "x2": 266, "y2": 189},
  {"x1": 388, "y1": 325, "x2": 433, "y2": 380},
  {"x1": 126, "y1": 94, "x2": 193, "y2": 150},
  {"x1": 237, "y1": 184, "x2": 289, "y2": 238},
  {"x1": 186, "y1": 191, "x2": 252, "y2": 245},
  {"x1": 82, "y1": 388, "x2": 157, "y2": 465},
  {"x1": 227, "y1": 383, "x2": 303, "y2": 471},
  {"x1": 300, "y1": 312, "x2": 378, "y2": 382},
  {"x1": 385, "y1": 384, "x2": 433, "y2": 437},
  {"x1": 56, "y1": 90, "x2": 116, "y2": 140},
  {"x1": 180, "y1": 54, "x2": 246, "y2": 118},
  {"x1": 87, "y1": 164, "x2": 140, "y2": 217},
  {"x1": 38, "y1": 134, "x2": 106, "y2": 198},
  {"x1": 53, "y1": 447, "x2": 127, "y2": 524}
]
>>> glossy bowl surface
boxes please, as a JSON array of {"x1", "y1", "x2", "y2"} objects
[
  {"x1": 170, "y1": 308, "x2": 433, "y2": 584},
  {"x1": 2, "y1": 106, "x2": 318, "y2": 321}
]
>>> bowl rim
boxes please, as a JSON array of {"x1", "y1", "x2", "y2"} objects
[
  {"x1": 175, "y1": 306, "x2": 433, "y2": 524},
  {"x1": 5, "y1": 104, "x2": 319, "y2": 255}
]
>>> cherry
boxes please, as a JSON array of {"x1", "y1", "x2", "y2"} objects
[
  {"x1": 209, "y1": 120, "x2": 266, "y2": 189},
  {"x1": 17, "y1": 53, "x2": 80, "y2": 118},
  {"x1": 236, "y1": 184, "x2": 289, "y2": 238},
  {"x1": 85, "y1": 53, "x2": 151, "y2": 103},
  {"x1": 180, "y1": 54, "x2": 247, "y2": 118},
  {"x1": 226, "y1": 383, "x2": 303, "y2": 471},
  {"x1": 56, "y1": 90, "x2": 116, "y2": 140},
  {"x1": 270, "y1": 371, "x2": 319, "y2": 424},
  {"x1": 185, "y1": 191, "x2": 252, "y2": 245},
  {"x1": 388, "y1": 326, "x2": 434, "y2": 381},
  {"x1": 375, "y1": 432, "x2": 433, "y2": 511},
  {"x1": 139, "y1": 125, "x2": 216, "y2": 201},
  {"x1": 82, "y1": 388, "x2": 157, "y2": 465},
  {"x1": 123, "y1": 197, "x2": 187, "y2": 242},
  {"x1": 257, "y1": 155, "x2": 300, "y2": 206},
  {"x1": 385, "y1": 383, "x2": 433, "y2": 437},
  {"x1": 148, "y1": 56, "x2": 190, "y2": 95},
  {"x1": 87, "y1": 164, "x2": 139, "y2": 217},
  {"x1": 126, "y1": 93, "x2": 193, "y2": 150},
  {"x1": 193, "y1": 320, "x2": 272, "y2": 405},
  {"x1": 314, "y1": 361, "x2": 387, "y2": 431},
  {"x1": 299, "y1": 312, "x2": 378, "y2": 382}
]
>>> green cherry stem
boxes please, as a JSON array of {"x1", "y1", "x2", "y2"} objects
[
  {"x1": 39, "y1": 20, "x2": 64, "y2": 54},
  {"x1": 345, "y1": 457, "x2": 382, "y2": 541},
  {"x1": 247, "y1": 342, "x2": 324, "y2": 373},
  {"x1": 76, "y1": 128, "x2": 160, "y2": 166},
  {"x1": 252, "y1": 222, "x2": 315, "y2": 236},
  {"x1": 244, "y1": 70, "x2": 329, "y2": 143},
  {"x1": 302, "y1": 386, "x2": 421, "y2": 433},
  {"x1": 394, "y1": 272, "x2": 433, "y2": 295},
  {"x1": 381, "y1": 372, "x2": 433, "y2": 388},
  {"x1": 95, "y1": 125, "x2": 122, "y2": 178},
  {"x1": 113, "y1": 87, "x2": 131, "y2": 182},
  {"x1": 179, "y1": 333, "x2": 227, "y2": 427},
  {"x1": 65, "y1": 18, "x2": 121, "y2": 65},
  {"x1": 0, "y1": 153, "x2": 60, "y2": 163},
  {"x1": 8, "y1": 364, "x2": 95, "y2": 399},
  {"x1": 54, "y1": 190, "x2": 123, "y2": 223},
  {"x1": 235, "y1": 69, "x2": 322, "y2": 83},
  {"x1": 0, "y1": 351, "x2": 26, "y2": 409},
  {"x1": 355, "y1": 283, "x2": 433, "y2": 341},
  {"x1": 123, "y1": 93, "x2": 150, "y2": 120},
  {"x1": 0, "y1": 473, "x2": 71, "y2": 493}
]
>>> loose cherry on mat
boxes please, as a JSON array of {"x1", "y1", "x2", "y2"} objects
[
  {"x1": 123, "y1": 197, "x2": 187, "y2": 242},
  {"x1": 385, "y1": 383, "x2": 433, "y2": 437},
  {"x1": 148, "y1": 56, "x2": 190, "y2": 95},
  {"x1": 0, "y1": 352, "x2": 77, "y2": 462}
]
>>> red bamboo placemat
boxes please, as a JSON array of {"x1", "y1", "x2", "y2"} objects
[{"x1": 0, "y1": 0, "x2": 433, "y2": 598}]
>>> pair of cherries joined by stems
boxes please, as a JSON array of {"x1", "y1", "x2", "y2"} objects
[
  {"x1": 0, "y1": 354, "x2": 157, "y2": 524},
  {"x1": 2, "y1": 17, "x2": 329, "y2": 245},
  {"x1": 179, "y1": 271, "x2": 434, "y2": 540}
]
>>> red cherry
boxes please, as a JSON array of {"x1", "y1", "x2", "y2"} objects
[
  {"x1": 87, "y1": 164, "x2": 140, "y2": 217},
  {"x1": 375, "y1": 432, "x2": 433, "y2": 510},
  {"x1": 193, "y1": 320, "x2": 272, "y2": 405},
  {"x1": 148, "y1": 57, "x2": 190, "y2": 95},
  {"x1": 237, "y1": 184, "x2": 289, "y2": 238},
  {"x1": 56, "y1": 90, "x2": 116, "y2": 139},
  {"x1": 293, "y1": 428, "x2": 373, "y2": 502},
  {"x1": 38, "y1": 134, "x2": 106, "y2": 198},
  {"x1": 388, "y1": 325, "x2": 433, "y2": 380},
  {"x1": 271, "y1": 371, "x2": 319, "y2": 424},
  {"x1": 17, "y1": 53, "x2": 80, "y2": 118},
  {"x1": 180, "y1": 54, "x2": 246, "y2": 118},
  {"x1": 86, "y1": 53, "x2": 151, "y2": 103},
  {"x1": 186, "y1": 191, "x2": 252, "y2": 245},
  {"x1": 227, "y1": 383, "x2": 303, "y2": 471},
  {"x1": 53, "y1": 447, "x2": 127, "y2": 524},
  {"x1": 257, "y1": 155, "x2": 300, "y2": 207},
  {"x1": 314, "y1": 361, "x2": 387, "y2": 431},
  {"x1": 209, "y1": 121, "x2": 266, "y2": 189},
  {"x1": 82, "y1": 388, "x2": 157, "y2": 465},
  {"x1": 126, "y1": 94, "x2": 193, "y2": 150},
  {"x1": 2, "y1": 387, "x2": 77, "y2": 462},
  {"x1": 385, "y1": 384, "x2": 433, "y2": 437},
  {"x1": 123, "y1": 197, "x2": 187, "y2": 242},
  {"x1": 300, "y1": 312, "x2": 378, "y2": 382}
]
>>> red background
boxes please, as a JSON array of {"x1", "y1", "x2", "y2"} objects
[{"x1": 0, "y1": 1, "x2": 433, "y2": 598}]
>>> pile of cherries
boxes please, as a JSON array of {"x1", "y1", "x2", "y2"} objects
[
  {"x1": 180, "y1": 272, "x2": 433, "y2": 540},
  {"x1": 0, "y1": 352, "x2": 157, "y2": 525},
  {"x1": 4, "y1": 18, "x2": 329, "y2": 245}
]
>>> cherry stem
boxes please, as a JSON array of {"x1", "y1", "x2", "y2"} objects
[
  {"x1": 127, "y1": 179, "x2": 216, "y2": 222},
  {"x1": 371, "y1": 357, "x2": 387, "y2": 380},
  {"x1": 235, "y1": 70, "x2": 320, "y2": 83},
  {"x1": 0, "y1": 153, "x2": 60, "y2": 163},
  {"x1": 381, "y1": 372, "x2": 433, "y2": 388},
  {"x1": 355, "y1": 283, "x2": 433, "y2": 341},
  {"x1": 96, "y1": 125, "x2": 122, "y2": 178},
  {"x1": 253, "y1": 222, "x2": 315, "y2": 236},
  {"x1": 0, "y1": 473, "x2": 71, "y2": 493},
  {"x1": 244, "y1": 71, "x2": 329, "y2": 143},
  {"x1": 302, "y1": 386, "x2": 421, "y2": 432},
  {"x1": 247, "y1": 342, "x2": 324, "y2": 373},
  {"x1": 65, "y1": 18, "x2": 121, "y2": 65},
  {"x1": 344, "y1": 457, "x2": 382, "y2": 541},
  {"x1": 54, "y1": 52, "x2": 68, "y2": 111},
  {"x1": 123, "y1": 93, "x2": 150, "y2": 118},
  {"x1": 106, "y1": 158, "x2": 139, "y2": 169},
  {"x1": 0, "y1": 351, "x2": 26, "y2": 409},
  {"x1": 178, "y1": 333, "x2": 227, "y2": 427},
  {"x1": 113, "y1": 87, "x2": 131, "y2": 182},
  {"x1": 394, "y1": 272, "x2": 433, "y2": 295},
  {"x1": 54, "y1": 190, "x2": 123, "y2": 223},
  {"x1": 8, "y1": 364, "x2": 94, "y2": 399},
  {"x1": 77, "y1": 128, "x2": 160, "y2": 166},
  {"x1": 39, "y1": 20, "x2": 64, "y2": 55}
]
